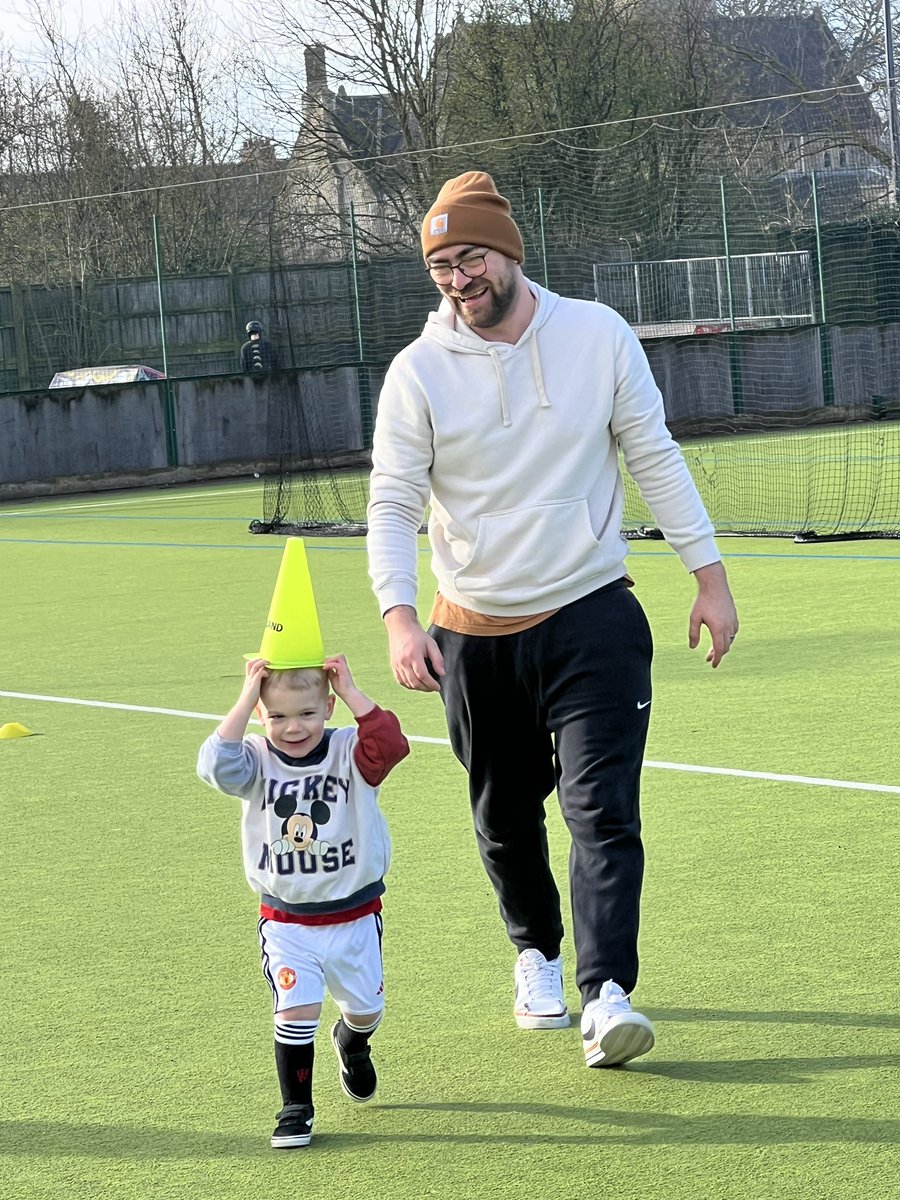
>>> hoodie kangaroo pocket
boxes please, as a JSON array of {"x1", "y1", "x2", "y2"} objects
[{"x1": 453, "y1": 499, "x2": 601, "y2": 604}]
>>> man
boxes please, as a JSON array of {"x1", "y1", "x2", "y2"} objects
[
  {"x1": 366, "y1": 172, "x2": 738, "y2": 1068},
  {"x1": 241, "y1": 320, "x2": 279, "y2": 372}
]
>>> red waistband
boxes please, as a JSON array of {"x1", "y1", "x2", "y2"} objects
[{"x1": 259, "y1": 897, "x2": 383, "y2": 926}]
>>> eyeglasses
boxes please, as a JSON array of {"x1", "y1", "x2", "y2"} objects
[{"x1": 426, "y1": 252, "x2": 489, "y2": 285}]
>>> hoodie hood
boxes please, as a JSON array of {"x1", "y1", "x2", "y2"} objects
[{"x1": 421, "y1": 278, "x2": 559, "y2": 426}]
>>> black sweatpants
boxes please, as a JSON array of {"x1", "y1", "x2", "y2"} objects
[{"x1": 430, "y1": 580, "x2": 653, "y2": 1004}]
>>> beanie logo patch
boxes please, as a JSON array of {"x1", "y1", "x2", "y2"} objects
[{"x1": 430, "y1": 213, "x2": 448, "y2": 236}]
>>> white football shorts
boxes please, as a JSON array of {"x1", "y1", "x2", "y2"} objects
[{"x1": 259, "y1": 912, "x2": 385, "y2": 1016}]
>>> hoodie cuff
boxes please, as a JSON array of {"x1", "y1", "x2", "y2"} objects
[
  {"x1": 676, "y1": 536, "x2": 721, "y2": 574},
  {"x1": 376, "y1": 583, "x2": 419, "y2": 617}
]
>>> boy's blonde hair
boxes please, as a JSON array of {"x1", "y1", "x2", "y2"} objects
[{"x1": 260, "y1": 666, "x2": 329, "y2": 701}]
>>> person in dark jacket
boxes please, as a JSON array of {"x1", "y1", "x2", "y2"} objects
[{"x1": 241, "y1": 320, "x2": 279, "y2": 372}]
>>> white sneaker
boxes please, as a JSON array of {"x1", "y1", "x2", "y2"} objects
[
  {"x1": 513, "y1": 949, "x2": 570, "y2": 1029},
  {"x1": 581, "y1": 980, "x2": 655, "y2": 1067}
]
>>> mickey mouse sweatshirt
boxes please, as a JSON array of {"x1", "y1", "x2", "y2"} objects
[{"x1": 197, "y1": 707, "x2": 408, "y2": 920}]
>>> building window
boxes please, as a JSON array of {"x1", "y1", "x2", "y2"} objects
[
  {"x1": 823, "y1": 151, "x2": 832, "y2": 169},
  {"x1": 839, "y1": 148, "x2": 847, "y2": 167}
]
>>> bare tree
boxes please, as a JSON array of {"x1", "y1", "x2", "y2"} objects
[
  {"x1": 444, "y1": 0, "x2": 640, "y2": 141},
  {"x1": 237, "y1": 0, "x2": 462, "y2": 258},
  {"x1": 0, "y1": 0, "x2": 268, "y2": 381},
  {"x1": 109, "y1": 0, "x2": 265, "y2": 273}
]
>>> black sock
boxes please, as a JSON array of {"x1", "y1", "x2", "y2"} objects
[
  {"x1": 274, "y1": 1020, "x2": 316, "y2": 1106},
  {"x1": 336, "y1": 1017, "x2": 378, "y2": 1054}
]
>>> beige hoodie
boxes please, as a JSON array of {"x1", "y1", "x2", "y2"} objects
[{"x1": 367, "y1": 281, "x2": 719, "y2": 618}]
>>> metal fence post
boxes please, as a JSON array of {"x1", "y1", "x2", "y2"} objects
[
  {"x1": 811, "y1": 171, "x2": 835, "y2": 406},
  {"x1": 719, "y1": 177, "x2": 743, "y2": 415},
  {"x1": 537, "y1": 187, "x2": 549, "y2": 288},
  {"x1": 10, "y1": 283, "x2": 31, "y2": 390},
  {"x1": 719, "y1": 177, "x2": 737, "y2": 332},
  {"x1": 152, "y1": 212, "x2": 179, "y2": 466},
  {"x1": 349, "y1": 201, "x2": 373, "y2": 445},
  {"x1": 228, "y1": 264, "x2": 240, "y2": 352},
  {"x1": 810, "y1": 171, "x2": 828, "y2": 324}
]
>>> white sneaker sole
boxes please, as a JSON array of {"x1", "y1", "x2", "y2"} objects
[
  {"x1": 271, "y1": 1131, "x2": 312, "y2": 1148},
  {"x1": 515, "y1": 1010, "x2": 571, "y2": 1030},
  {"x1": 583, "y1": 1013, "x2": 655, "y2": 1067}
]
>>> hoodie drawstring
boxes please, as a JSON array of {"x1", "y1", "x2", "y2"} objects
[
  {"x1": 530, "y1": 335, "x2": 551, "y2": 410},
  {"x1": 487, "y1": 347, "x2": 512, "y2": 428},
  {"x1": 488, "y1": 334, "x2": 550, "y2": 428}
]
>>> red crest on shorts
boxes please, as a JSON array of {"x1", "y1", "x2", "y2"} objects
[{"x1": 277, "y1": 967, "x2": 297, "y2": 990}]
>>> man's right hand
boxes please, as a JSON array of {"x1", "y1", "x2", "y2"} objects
[{"x1": 383, "y1": 605, "x2": 445, "y2": 692}]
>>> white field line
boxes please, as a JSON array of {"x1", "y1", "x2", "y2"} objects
[
  {"x1": 2, "y1": 689, "x2": 898, "y2": 794},
  {"x1": 0, "y1": 486, "x2": 254, "y2": 518}
]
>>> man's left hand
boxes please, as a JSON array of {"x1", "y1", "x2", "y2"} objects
[{"x1": 689, "y1": 561, "x2": 739, "y2": 668}]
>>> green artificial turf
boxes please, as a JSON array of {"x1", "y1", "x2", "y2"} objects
[{"x1": 1, "y1": 482, "x2": 898, "y2": 1200}]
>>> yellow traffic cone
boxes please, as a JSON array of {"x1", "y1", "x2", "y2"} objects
[
  {"x1": 0, "y1": 722, "x2": 35, "y2": 739},
  {"x1": 245, "y1": 537, "x2": 325, "y2": 669}
]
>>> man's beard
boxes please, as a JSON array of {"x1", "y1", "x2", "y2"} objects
[{"x1": 453, "y1": 270, "x2": 518, "y2": 329}]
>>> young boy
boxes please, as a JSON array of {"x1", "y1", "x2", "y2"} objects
[{"x1": 197, "y1": 653, "x2": 409, "y2": 1149}]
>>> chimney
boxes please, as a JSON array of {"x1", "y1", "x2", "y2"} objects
[{"x1": 304, "y1": 44, "x2": 328, "y2": 98}]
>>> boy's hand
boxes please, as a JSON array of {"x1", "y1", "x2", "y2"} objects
[
  {"x1": 216, "y1": 658, "x2": 268, "y2": 742},
  {"x1": 323, "y1": 653, "x2": 354, "y2": 698},
  {"x1": 241, "y1": 658, "x2": 269, "y2": 707},
  {"x1": 324, "y1": 654, "x2": 374, "y2": 719}
]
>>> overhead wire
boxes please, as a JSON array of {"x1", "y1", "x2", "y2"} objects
[{"x1": 0, "y1": 82, "x2": 874, "y2": 215}]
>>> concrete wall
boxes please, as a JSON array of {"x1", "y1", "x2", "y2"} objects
[
  {"x1": 0, "y1": 382, "x2": 169, "y2": 485},
  {"x1": 0, "y1": 367, "x2": 371, "y2": 498},
  {"x1": 175, "y1": 367, "x2": 366, "y2": 466},
  {"x1": 2, "y1": 329, "x2": 895, "y2": 499},
  {"x1": 645, "y1": 326, "x2": 826, "y2": 424},
  {"x1": 829, "y1": 323, "x2": 900, "y2": 408},
  {"x1": 645, "y1": 336, "x2": 737, "y2": 422}
]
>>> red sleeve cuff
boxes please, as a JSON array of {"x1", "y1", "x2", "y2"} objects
[{"x1": 354, "y1": 705, "x2": 410, "y2": 786}]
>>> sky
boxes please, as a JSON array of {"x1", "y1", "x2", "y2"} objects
[
  {"x1": 0, "y1": 0, "x2": 348, "y2": 148},
  {"x1": 0, "y1": 0, "x2": 237, "y2": 63},
  {"x1": 3, "y1": 1, "x2": 115, "y2": 58}
]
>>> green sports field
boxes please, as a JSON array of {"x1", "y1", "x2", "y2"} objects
[{"x1": 1, "y1": 481, "x2": 898, "y2": 1200}]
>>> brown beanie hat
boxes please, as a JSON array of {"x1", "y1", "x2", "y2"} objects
[{"x1": 421, "y1": 171, "x2": 525, "y2": 264}]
